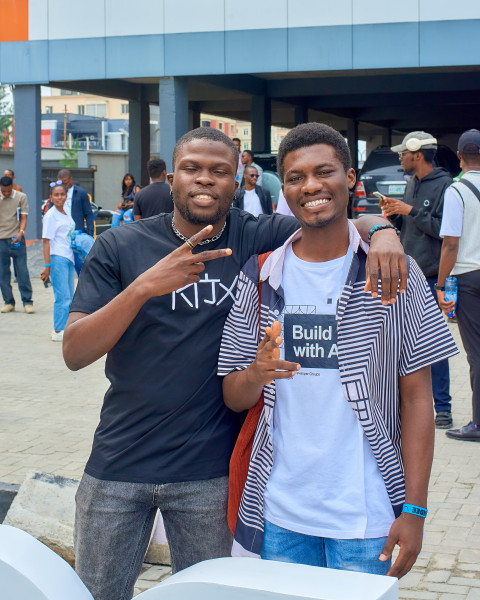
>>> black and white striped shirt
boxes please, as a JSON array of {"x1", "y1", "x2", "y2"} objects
[{"x1": 218, "y1": 224, "x2": 458, "y2": 557}]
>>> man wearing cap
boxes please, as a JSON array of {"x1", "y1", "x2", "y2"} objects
[
  {"x1": 380, "y1": 132, "x2": 454, "y2": 429},
  {"x1": 436, "y1": 129, "x2": 480, "y2": 441}
]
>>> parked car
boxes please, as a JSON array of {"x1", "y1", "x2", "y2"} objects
[{"x1": 351, "y1": 145, "x2": 461, "y2": 218}]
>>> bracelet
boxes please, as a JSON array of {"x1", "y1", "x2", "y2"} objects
[
  {"x1": 368, "y1": 223, "x2": 400, "y2": 242},
  {"x1": 19, "y1": 229, "x2": 25, "y2": 235},
  {"x1": 402, "y1": 503, "x2": 428, "y2": 518},
  {"x1": 44, "y1": 264, "x2": 51, "y2": 268}
]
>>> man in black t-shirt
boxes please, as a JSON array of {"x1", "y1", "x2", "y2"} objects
[
  {"x1": 133, "y1": 158, "x2": 174, "y2": 220},
  {"x1": 63, "y1": 127, "x2": 407, "y2": 600}
]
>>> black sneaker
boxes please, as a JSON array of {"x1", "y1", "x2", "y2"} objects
[
  {"x1": 446, "y1": 422, "x2": 480, "y2": 441},
  {"x1": 435, "y1": 411, "x2": 453, "y2": 429}
]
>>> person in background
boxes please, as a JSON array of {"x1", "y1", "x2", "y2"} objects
[
  {"x1": 233, "y1": 166, "x2": 273, "y2": 216},
  {"x1": 437, "y1": 129, "x2": 480, "y2": 441},
  {"x1": 0, "y1": 175, "x2": 34, "y2": 314},
  {"x1": 111, "y1": 173, "x2": 139, "y2": 228},
  {"x1": 3, "y1": 169, "x2": 22, "y2": 192},
  {"x1": 232, "y1": 138, "x2": 244, "y2": 181},
  {"x1": 56, "y1": 169, "x2": 94, "y2": 275},
  {"x1": 40, "y1": 182, "x2": 75, "y2": 342},
  {"x1": 241, "y1": 150, "x2": 263, "y2": 186},
  {"x1": 133, "y1": 159, "x2": 173, "y2": 220},
  {"x1": 380, "y1": 131, "x2": 454, "y2": 430}
]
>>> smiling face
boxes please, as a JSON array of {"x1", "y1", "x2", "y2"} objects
[
  {"x1": 282, "y1": 144, "x2": 355, "y2": 229},
  {"x1": 167, "y1": 139, "x2": 238, "y2": 228},
  {"x1": 50, "y1": 185, "x2": 67, "y2": 210}
]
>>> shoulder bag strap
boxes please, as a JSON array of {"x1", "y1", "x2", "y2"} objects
[{"x1": 456, "y1": 178, "x2": 480, "y2": 203}]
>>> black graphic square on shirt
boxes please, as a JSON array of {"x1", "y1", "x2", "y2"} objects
[{"x1": 284, "y1": 314, "x2": 338, "y2": 369}]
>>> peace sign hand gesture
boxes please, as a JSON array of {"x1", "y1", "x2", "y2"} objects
[
  {"x1": 246, "y1": 321, "x2": 301, "y2": 387},
  {"x1": 137, "y1": 225, "x2": 232, "y2": 299}
]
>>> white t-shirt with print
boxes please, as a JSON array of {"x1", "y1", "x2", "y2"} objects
[
  {"x1": 243, "y1": 189, "x2": 264, "y2": 217},
  {"x1": 42, "y1": 207, "x2": 75, "y2": 263},
  {"x1": 263, "y1": 244, "x2": 395, "y2": 539}
]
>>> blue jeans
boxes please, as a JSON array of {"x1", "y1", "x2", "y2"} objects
[
  {"x1": 426, "y1": 277, "x2": 452, "y2": 413},
  {"x1": 111, "y1": 208, "x2": 134, "y2": 228},
  {"x1": 261, "y1": 520, "x2": 391, "y2": 576},
  {"x1": 50, "y1": 255, "x2": 74, "y2": 331},
  {"x1": 0, "y1": 238, "x2": 33, "y2": 305},
  {"x1": 74, "y1": 473, "x2": 232, "y2": 600}
]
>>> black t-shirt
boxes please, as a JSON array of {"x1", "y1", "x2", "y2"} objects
[
  {"x1": 71, "y1": 209, "x2": 298, "y2": 484},
  {"x1": 133, "y1": 182, "x2": 174, "y2": 218}
]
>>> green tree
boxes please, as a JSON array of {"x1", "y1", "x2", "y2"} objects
[
  {"x1": 0, "y1": 85, "x2": 13, "y2": 133},
  {"x1": 59, "y1": 140, "x2": 80, "y2": 168}
]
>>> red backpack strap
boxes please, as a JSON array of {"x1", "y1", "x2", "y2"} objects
[{"x1": 227, "y1": 250, "x2": 273, "y2": 535}]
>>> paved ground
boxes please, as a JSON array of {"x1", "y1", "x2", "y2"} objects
[{"x1": 1, "y1": 275, "x2": 479, "y2": 599}]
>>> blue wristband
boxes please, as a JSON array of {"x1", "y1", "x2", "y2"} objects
[
  {"x1": 402, "y1": 503, "x2": 428, "y2": 518},
  {"x1": 44, "y1": 263, "x2": 51, "y2": 268}
]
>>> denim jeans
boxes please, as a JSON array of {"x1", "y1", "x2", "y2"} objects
[
  {"x1": 0, "y1": 238, "x2": 33, "y2": 305},
  {"x1": 261, "y1": 520, "x2": 391, "y2": 576},
  {"x1": 426, "y1": 277, "x2": 452, "y2": 413},
  {"x1": 50, "y1": 255, "x2": 75, "y2": 331},
  {"x1": 111, "y1": 208, "x2": 134, "y2": 228},
  {"x1": 74, "y1": 473, "x2": 232, "y2": 600}
]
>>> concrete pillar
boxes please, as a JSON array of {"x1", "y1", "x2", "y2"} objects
[
  {"x1": 129, "y1": 97, "x2": 150, "y2": 187},
  {"x1": 381, "y1": 127, "x2": 392, "y2": 148},
  {"x1": 294, "y1": 105, "x2": 308, "y2": 126},
  {"x1": 159, "y1": 77, "x2": 189, "y2": 172},
  {"x1": 347, "y1": 119, "x2": 359, "y2": 170},
  {"x1": 251, "y1": 95, "x2": 271, "y2": 153},
  {"x1": 14, "y1": 86, "x2": 42, "y2": 240},
  {"x1": 189, "y1": 105, "x2": 201, "y2": 130}
]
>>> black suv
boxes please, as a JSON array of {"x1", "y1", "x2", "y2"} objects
[{"x1": 351, "y1": 145, "x2": 460, "y2": 218}]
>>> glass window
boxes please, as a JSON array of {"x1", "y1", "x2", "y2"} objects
[
  {"x1": 243, "y1": 128, "x2": 249, "y2": 135},
  {"x1": 86, "y1": 104, "x2": 107, "y2": 118},
  {"x1": 121, "y1": 103, "x2": 129, "y2": 114},
  {"x1": 77, "y1": 105, "x2": 85, "y2": 115},
  {"x1": 45, "y1": 106, "x2": 53, "y2": 114}
]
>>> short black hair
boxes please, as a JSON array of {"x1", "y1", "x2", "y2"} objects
[
  {"x1": 277, "y1": 122, "x2": 352, "y2": 181},
  {"x1": 172, "y1": 127, "x2": 238, "y2": 170},
  {"x1": 242, "y1": 149, "x2": 254, "y2": 159},
  {"x1": 57, "y1": 168, "x2": 72, "y2": 179},
  {"x1": 232, "y1": 137, "x2": 241, "y2": 143},
  {"x1": 417, "y1": 148, "x2": 436, "y2": 164},
  {"x1": 4, "y1": 169, "x2": 14, "y2": 176},
  {"x1": 147, "y1": 158, "x2": 166, "y2": 178},
  {"x1": 0, "y1": 176, "x2": 13, "y2": 186}
]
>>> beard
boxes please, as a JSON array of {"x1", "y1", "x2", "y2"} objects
[{"x1": 173, "y1": 192, "x2": 233, "y2": 226}]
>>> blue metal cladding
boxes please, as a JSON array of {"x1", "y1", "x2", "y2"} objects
[{"x1": 0, "y1": 20, "x2": 480, "y2": 84}]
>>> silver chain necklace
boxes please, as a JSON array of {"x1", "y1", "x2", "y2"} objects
[{"x1": 171, "y1": 217, "x2": 226, "y2": 246}]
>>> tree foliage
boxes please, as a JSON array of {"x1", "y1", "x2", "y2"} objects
[{"x1": 0, "y1": 85, "x2": 13, "y2": 133}]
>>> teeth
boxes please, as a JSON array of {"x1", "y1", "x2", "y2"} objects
[
  {"x1": 194, "y1": 194, "x2": 213, "y2": 200},
  {"x1": 304, "y1": 199, "x2": 330, "y2": 207}
]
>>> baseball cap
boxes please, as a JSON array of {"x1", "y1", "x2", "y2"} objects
[
  {"x1": 391, "y1": 131, "x2": 437, "y2": 153},
  {"x1": 458, "y1": 129, "x2": 480, "y2": 154}
]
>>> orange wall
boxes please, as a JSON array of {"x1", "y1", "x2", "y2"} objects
[{"x1": 0, "y1": 0, "x2": 28, "y2": 41}]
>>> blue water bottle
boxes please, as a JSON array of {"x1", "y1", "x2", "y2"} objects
[
  {"x1": 11, "y1": 235, "x2": 21, "y2": 248},
  {"x1": 444, "y1": 276, "x2": 457, "y2": 318}
]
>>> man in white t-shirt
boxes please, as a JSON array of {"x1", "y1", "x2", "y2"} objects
[
  {"x1": 219, "y1": 123, "x2": 457, "y2": 578},
  {"x1": 437, "y1": 129, "x2": 480, "y2": 441},
  {"x1": 233, "y1": 167, "x2": 273, "y2": 216}
]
